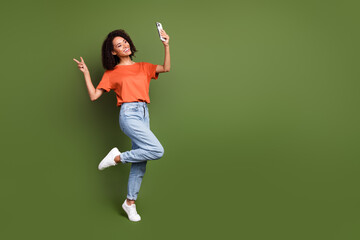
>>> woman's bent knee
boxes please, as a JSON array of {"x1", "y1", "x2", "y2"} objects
[{"x1": 151, "y1": 144, "x2": 164, "y2": 160}]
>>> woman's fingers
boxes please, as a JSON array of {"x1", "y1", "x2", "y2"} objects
[
  {"x1": 73, "y1": 57, "x2": 87, "y2": 72},
  {"x1": 160, "y1": 30, "x2": 169, "y2": 38},
  {"x1": 73, "y1": 57, "x2": 85, "y2": 64}
]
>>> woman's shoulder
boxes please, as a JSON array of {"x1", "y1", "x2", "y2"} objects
[
  {"x1": 139, "y1": 62, "x2": 158, "y2": 68},
  {"x1": 139, "y1": 61, "x2": 154, "y2": 65}
]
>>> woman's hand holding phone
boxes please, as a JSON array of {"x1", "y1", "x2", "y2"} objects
[
  {"x1": 160, "y1": 29, "x2": 170, "y2": 46},
  {"x1": 156, "y1": 22, "x2": 170, "y2": 46}
]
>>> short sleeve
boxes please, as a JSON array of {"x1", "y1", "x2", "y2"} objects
[
  {"x1": 144, "y1": 62, "x2": 159, "y2": 80},
  {"x1": 96, "y1": 71, "x2": 112, "y2": 92}
]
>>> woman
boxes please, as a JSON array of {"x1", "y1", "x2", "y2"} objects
[{"x1": 73, "y1": 28, "x2": 170, "y2": 222}]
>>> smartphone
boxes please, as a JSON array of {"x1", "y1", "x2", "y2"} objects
[{"x1": 156, "y1": 22, "x2": 166, "y2": 41}]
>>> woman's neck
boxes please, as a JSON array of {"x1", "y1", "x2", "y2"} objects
[{"x1": 118, "y1": 56, "x2": 135, "y2": 65}]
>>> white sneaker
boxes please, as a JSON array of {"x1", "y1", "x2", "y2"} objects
[
  {"x1": 98, "y1": 147, "x2": 121, "y2": 170},
  {"x1": 122, "y1": 199, "x2": 141, "y2": 222}
]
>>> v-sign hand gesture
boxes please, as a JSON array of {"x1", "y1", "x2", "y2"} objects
[{"x1": 73, "y1": 57, "x2": 89, "y2": 74}]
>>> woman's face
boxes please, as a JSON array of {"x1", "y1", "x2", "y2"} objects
[{"x1": 111, "y1": 36, "x2": 132, "y2": 57}]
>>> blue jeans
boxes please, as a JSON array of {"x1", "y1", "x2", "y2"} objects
[{"x1": 119, "y1": 102, "x2": 164, "y2": 200}]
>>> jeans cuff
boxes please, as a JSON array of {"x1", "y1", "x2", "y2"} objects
[
  {"x1": 127, "y1": 195, "x2": 137, "y2": 201},
  {"x1": 120, "y1": 153, "x2": 126, "y2": 164}
]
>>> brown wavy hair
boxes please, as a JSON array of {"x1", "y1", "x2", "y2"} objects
[{"x1": 101, "y1": 29, "x2": 137, "y2": 70}]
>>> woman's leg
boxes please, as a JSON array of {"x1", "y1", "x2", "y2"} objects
[
  {"x1": 120, "y1": 102, "x2": 163, "y2": 201},
  {"x1": 127, "y1": 142, "x2": 148, "y2": 201}
]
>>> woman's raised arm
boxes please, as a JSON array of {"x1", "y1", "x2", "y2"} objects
[
  {"x1": 73, "y1": 57, "x2": 104, "y2": 101},
  {"x1": 156, "y1": 29, "x2": 170, "y2": 73}
]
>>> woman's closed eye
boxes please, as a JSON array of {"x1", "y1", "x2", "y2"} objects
[{"x1": 117, "y1": 40, "x2": 127, "y2": 48}]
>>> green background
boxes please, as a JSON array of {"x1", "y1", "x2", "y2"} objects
[{"x1": 1, "y1": 0, "x2": 359, "y2": 239}]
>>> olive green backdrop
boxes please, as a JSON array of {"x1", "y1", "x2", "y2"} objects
[{"x1": 1, "y1": 0, "x2": 359, "y2": 239}]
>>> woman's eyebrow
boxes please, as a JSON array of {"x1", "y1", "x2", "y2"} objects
[{"x1": 116, "y1": 40, "x2": 126, "y2": 46}]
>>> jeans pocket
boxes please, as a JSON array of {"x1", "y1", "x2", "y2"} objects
[
  {"x1": 124, "y1": 106, "x2": 140, "y2": 117},
  {"x1": 126, "y1": 106, "x2": 139, "y2": 112}
]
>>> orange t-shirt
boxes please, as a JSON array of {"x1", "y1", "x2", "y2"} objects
[{"x1": 96, "y1": 62, "x2": 159, "y2": 107}]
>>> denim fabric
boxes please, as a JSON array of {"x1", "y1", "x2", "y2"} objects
[{"x1": 119, "y1": 102, "x2": 164, "y2": 200}]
